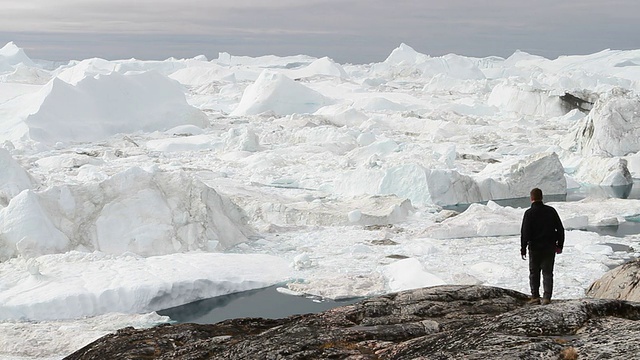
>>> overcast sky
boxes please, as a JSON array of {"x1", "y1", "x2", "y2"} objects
[{"x1": 1, "y1": 0, "x2": 639, "y2": 64}]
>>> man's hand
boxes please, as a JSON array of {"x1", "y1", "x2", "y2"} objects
[
  {"x1": 521, "y1": 250, "x2": 526, "y2": 260},
  {"x1": 555, "y1": 246, "x2": 563, "y2": 254}
]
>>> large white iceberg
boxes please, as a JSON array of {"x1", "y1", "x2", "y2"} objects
[
  {"x1": 284, "y1": 57, "x2": 348, "y2": 79},
  {"x1": 573, "y1": 88, "x2": 640, "y2": 157},
  {"x1": 335, "y1": 152, "x2": 565, "y2": 207},
  {"x1": 476, "y1": 152, "x2": 567, "y2": 201},
  {"x1": 0, "y1": 148, "x2": 34, "y2": 207},
  {"x1": 1, "y1": 71, "x2": 208, "y2": 145},
  {"x1": 0, "y1": 251, "x2": 292, "y2": 321},
  {"x1": 0, "y1": 42, "x2": 36, "y2": 73},
  {"x1": 488, "y1": 81, "x2": 564, "y2": 117},
  {"x1": 374, "y1": 43, "x2": 485, "y2": 81},
  {"x1": 0, "y1": 167, "x2": 255, "y2": 261},
  {"x1": 231, "y1": 70, "x2": 332, "y2": 116}
]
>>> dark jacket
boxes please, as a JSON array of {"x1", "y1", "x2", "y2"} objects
[{"x1": 521, "y1": 201, "x2": 564, "y2": 254}]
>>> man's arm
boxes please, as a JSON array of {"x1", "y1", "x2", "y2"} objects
[
  {"x1": 520, "y1": 211, "x2": 529, "y2": 259},
  {"x1": 554, "y1": 208, "x2": 565, "y2": 250}
]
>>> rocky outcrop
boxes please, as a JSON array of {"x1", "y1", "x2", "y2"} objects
[
  {"x1": 65, "y1": 285, "x2": 640, "y2": 359},
  {"x1": 587, "y1": 258, "x2": 640, "y2": 302}
]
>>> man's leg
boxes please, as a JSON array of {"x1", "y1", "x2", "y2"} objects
[
  {"x1": 529, "y1": 251, "x2": 542, "y2": 299},
  {"x1": 541, "y1": 251, "x2": 556, "y2": 301}
]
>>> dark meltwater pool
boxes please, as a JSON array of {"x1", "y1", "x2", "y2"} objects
[{"x1": 157, "y1": 285, "x2": 363, "y2": 324}]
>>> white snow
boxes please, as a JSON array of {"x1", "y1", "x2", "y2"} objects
[
  {"x1": 0, "y1": 312, "x2": 168, "y2": 359},
  {"x1": 2, "y1": 41, "x2": 640, "y2": 359},
  {"x1": 382, "y1": 258, "x2": 446, "y2": 292}
]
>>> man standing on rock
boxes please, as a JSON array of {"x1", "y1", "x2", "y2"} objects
[{"x1": 520, "y1": 188, "x2": 565, "y2": 305}]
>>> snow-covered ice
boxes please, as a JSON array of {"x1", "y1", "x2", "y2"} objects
[
  {"x1": 0, "y1": 252, "x2": 291, "y2": 321},
  {"x1": 2, "y1": 41, "x2": 640, "y2": 358}
]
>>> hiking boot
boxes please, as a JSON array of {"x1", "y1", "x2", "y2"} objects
[
  {"x1": 541, "y1": 298, "x2": 551, "y2": 305},
  {"x1": 527, "y1": 297, "x2": 541, "y2": 305}
]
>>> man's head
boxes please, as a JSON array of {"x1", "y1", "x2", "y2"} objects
[{"x1": 530, "y1": 188, "x2": 543, "y2": 202}]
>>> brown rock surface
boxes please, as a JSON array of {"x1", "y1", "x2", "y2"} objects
[
  {"x1": 587, "y1": 258, "x2": 640, "y2": 301},
  {"x1": 65, "y1": 285, "x2": 640, "y2": 360}
]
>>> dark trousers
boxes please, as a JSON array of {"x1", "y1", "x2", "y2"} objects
[{"x1": 529, "y1": 249, "x2": 556, "y2": 299}]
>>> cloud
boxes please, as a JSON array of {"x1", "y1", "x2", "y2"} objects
[
  {"x1": 1, "y1": 0, "x2": 639, "y2": 63},
  {"x1": 0, "y1": 0, "x2": 352, "y2": 34},
  {"x1": 2, "y1": 0, "x2": 638, "y2": 38}
]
